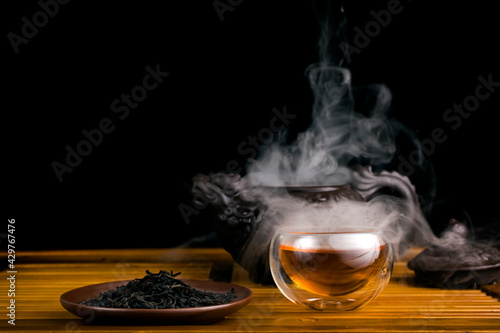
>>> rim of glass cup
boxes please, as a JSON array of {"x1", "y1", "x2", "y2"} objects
[{"x1": 275, "y1": 225, "x2": 383, "y2": 235}]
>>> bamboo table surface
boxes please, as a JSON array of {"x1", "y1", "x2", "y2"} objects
[{"x1": 1, "y1": 248, "x2": 499, "y2": 332}]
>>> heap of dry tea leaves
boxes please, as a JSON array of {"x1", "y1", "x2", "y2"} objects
[{"x1": 79, "y1": 270, "x2": 236, "y2": 309}]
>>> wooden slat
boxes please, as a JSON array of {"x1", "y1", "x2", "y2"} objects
[
  {"x1": 14, "y1": 248, "x2": 234, "y2": 263},
  {"x1": 0, "y1": 248, "x2": 498, "y2": 332}
]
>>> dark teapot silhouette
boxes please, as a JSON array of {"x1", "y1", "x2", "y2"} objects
[{"x1": 192, "y1": 166, "x2": 419, "y2": 284}]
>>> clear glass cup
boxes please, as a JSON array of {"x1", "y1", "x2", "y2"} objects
[{"x1": 269, "y1": 227, "x2": 394, "y2": 311}]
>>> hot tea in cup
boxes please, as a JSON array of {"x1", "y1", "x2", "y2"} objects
[{"x1": 270, "y1": 229, "x2": 393, "y2": 311}]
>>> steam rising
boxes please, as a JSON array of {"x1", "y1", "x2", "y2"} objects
[
  {"x1": 237, "y1": 3, "x2": 439, "y2": 280},
  {"x1": 247, "y1": 64, "x2": 398, "y2": 186},
  {"x1": 247, "y1": 2, "x2": 398, "y2": 187},
  {"x1": 241, "y1": 188, "x2": 433, "y2": 256}
]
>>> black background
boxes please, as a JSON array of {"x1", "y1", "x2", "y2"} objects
[{"x1": 5, "y1": 1, "x2": 499, "y2": 250}]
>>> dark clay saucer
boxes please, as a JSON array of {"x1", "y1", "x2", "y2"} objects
[
  {"x1": 408, "y1": 219, "x2": 500, "y2": 289},
  {"x1": 60, "y1": 279, "x2": 253, "y2": 325}
]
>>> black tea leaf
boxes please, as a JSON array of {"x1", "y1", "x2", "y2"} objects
[{"x1": 79, "y1": 270, "x2": 236, "y2": 309}]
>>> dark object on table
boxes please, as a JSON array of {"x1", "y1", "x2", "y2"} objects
[
  {"x1": 192, "y1": 166, "x2": 419, "y2": 284},
  {"x1": 61, "y1": 277, "x2": 252, "y2": 324},
  {"x1": 79, "y1": 270, "x2": 236, "y2": 309},
  {"x1": 408, "y1": 219, "x2": 500, "y2": 289}
]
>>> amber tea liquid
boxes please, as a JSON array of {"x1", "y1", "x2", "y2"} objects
[{"x1": 279, "y1": 243, "x2": 389, "y2": 296}]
